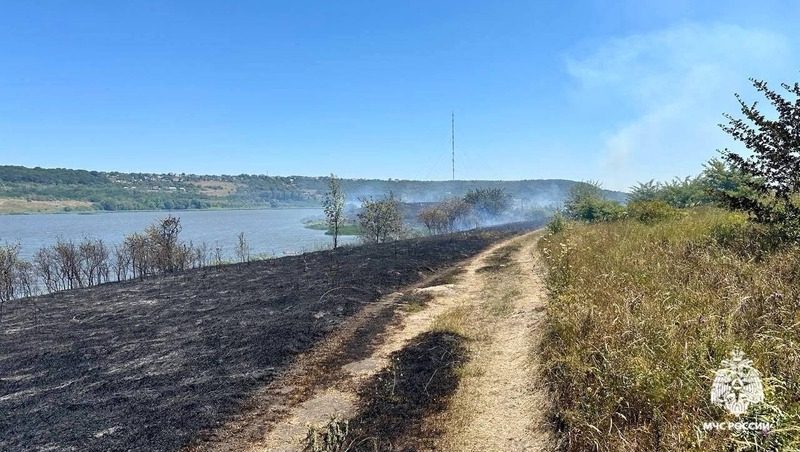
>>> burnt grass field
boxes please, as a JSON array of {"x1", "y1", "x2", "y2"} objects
[{"x1": 0, "y1": 223, "x2": 536, "y2": 451}]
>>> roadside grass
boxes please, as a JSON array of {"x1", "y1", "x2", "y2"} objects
[{"x1": 538, "y1": 208, "x2": 800, "y2": 451}]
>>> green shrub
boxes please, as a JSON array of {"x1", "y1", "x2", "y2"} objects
[
  {"x1": 568, "y1": 197, "x2": 625, "y2": 222},
  {"x1": 626, "y1": 200, "x2": 679, "y2": 224},
  {"x1": 546, "y1": 211, "x2": 567, "y2": 234},
  {"x1": 564, "y1": 181, "x2": 625, "y2": 222}
]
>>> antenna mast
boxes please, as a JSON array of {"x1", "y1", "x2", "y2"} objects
[{"x1": 451, "y1": 112, "x2": 455, "y2": 181}]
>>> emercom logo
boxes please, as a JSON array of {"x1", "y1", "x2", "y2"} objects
[
  {"x1": 710, "y1": 349, "x2": 765, "y2": 416},
  {"x1": 702, "y1": 349, "x2": 772, "y2": 433}
]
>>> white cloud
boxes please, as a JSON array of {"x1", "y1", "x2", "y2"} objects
[{"x1": 566, "y1": 23, "x2": 794, "y2": 190}]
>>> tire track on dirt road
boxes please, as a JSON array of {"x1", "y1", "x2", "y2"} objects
[
  {"x1": 437, "y1": 231, "x2": 553, "y2": 451},
  {"x1": 193, "y1": 230, "x2": 553, "y2": 452},
  {"x1": 251, "y1": 235, "x2": 524, "y2": 452}
]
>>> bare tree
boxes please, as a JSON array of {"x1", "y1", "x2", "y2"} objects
[
  {"x1": 0, "y1": 243, "x2": 35, "y2": 303},
  {"x1": 323, "y1": 173, "x2": 346, "y2": 249},
  {"x1": 235, "y1": 232, "x2": 250, "y2": 263},
  {"x1": 34, "y1": 247, "x2": 61, "y2": 292},
  {"x1": 146, "y1": 215, "x2": 182, "y2": 273},
  {"x1": 124, "y1": 232, "x2": 151, "y2": 279},
  {"x1": 418, "y1": 198, "x2": 471, "y2": 235},
  {"x1": 53, "y1": 239, "x2": 82, "y2": 289},
  {"x1": 194, "y1": 241, "x2": 209, "y2": 268},
  {"x1": 79, "y1": 239, "x2": 109, "y2": 287},
  {"x1": 112, "y1": 243, "x2": 132, "y2": 281}
]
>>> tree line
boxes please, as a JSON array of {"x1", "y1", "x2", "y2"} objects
[
  {"x1": 417, "y1": 188, "x2": 511, "y2": 234},
  {"x1": 324, "y1": 174, "x2": 513, "y2": 246},
  {"x1": 0, "y1": 216, "x2": 254, "y2": 306}
]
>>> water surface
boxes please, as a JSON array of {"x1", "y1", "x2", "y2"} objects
[{"x1": 0, "y1": 209, "x2": 356, "y2": 260}]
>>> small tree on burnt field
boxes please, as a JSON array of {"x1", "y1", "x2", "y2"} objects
[
  {"x1": 0, "y1": 243, "x2": 35, "y2": 304},
  {"x1": 323, "y1": 173, "x2": 346, "y2": 249},
  {"x1": 235, "y1": 232, "x2": 250, "y2": 263},
  {"x1": 358, "y1": 193, "x2": 404, "y2": 244},
  {"x1": 464, "y1": 187, "x2": 510, "y2": 222},
  {"x1": 418, "y1": 198, "x2": 472, "y2": 235}
]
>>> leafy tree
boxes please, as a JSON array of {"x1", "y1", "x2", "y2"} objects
[
  {"x1": 323, "y1": 174, "x2": 346, "y2": 248},
  {"x1": 701, "y1": 158, "x2": 756, "y2": 207},
  {"x1": 628, "y1": 180, "x2": 661, "y2": 203},
  {"x1": 719, "y1": 78, "x2": 800, "y2": 229},
  {"x1": 464, "y1": 188, "x2": 510, "y2": 220},
  {"x1": 357, "y1": 193, "x2": 403, "y2": 243},
  {"x1": 418, "y1": 198, "x2": 471, "y2": 235},
  {"x1": 629, "y1": 177, "x2": 709, "y2": 208},
  {"x1": 564, "y1": 181, "x2": 625, "y2": 222},
  {"x1": 659, "y1": 177, "x2": 708, "y2": 208}
]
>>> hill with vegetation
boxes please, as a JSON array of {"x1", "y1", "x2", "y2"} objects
[{"x1": 0, "y1": 165, "x2": 626, "y2": 213}]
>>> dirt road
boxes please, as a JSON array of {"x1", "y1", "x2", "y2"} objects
[
  {"x1": 437, "y1": 231, "x2": 553, "y2": 451},
  {"x1": 198, "y1": 230, "x2": 552, "y2": 451}
]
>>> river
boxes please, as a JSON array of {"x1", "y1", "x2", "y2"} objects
[{"x1": 0, "y1": 208, "x2": 358, "y2": 260}]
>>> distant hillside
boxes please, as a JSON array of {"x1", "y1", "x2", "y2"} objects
[{"x1": 0, "y1": 165, "x2": 627, "y2": 213}]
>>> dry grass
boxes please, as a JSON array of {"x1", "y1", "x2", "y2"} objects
[
  {"x1": 539, "y1": 208, "x2": 800, "y2": 451},
  {"x1": 190, "y1": 180, "x2": 239, "y2": 197},
  {"x1": 399, "y1": 291, "x2": 435, "y2": 313},
  {"x1": 0, "y1": 197, "x2": 93, "y2": 213}
]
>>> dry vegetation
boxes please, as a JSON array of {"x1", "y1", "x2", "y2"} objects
[
  {"x1": 0, "y1": 197, "x2": 93, "y2": 213},
  {"x1": 539, "y1": 208, "x2": 800, "y2": 451},
  {"x1": 190, "y1": 180, "x2": 239, "y2": 197}
]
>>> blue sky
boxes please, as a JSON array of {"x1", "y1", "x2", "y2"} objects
[{"x1": 1, "y1": 1, "x2": 798, "y2": 190}]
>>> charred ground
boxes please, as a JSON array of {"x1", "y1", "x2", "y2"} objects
[{"x1": 0, "y1": 223, "x2": 536, "y2": 451}]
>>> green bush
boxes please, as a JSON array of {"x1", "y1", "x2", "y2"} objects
[
  {"x1": 564, "y1": 181, "x2": 625, "y2": 222},
  {"x1": 567, "y1": 197, "x2": 625, "y2": 222},
  {"x1": 546, "y1": 211, "x2": 567, "y2": 234},
  {"x1": 627, "y1": 200, "x2": 679, "y2": 224}
]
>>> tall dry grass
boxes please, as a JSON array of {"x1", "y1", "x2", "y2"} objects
[{"x1": 539, "y1": 208, "x2": 800, "y2": 451}]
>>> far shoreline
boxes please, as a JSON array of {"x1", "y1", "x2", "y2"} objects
[{"x1": 0, "y1": 205, "x2": 324, "y2": 216}]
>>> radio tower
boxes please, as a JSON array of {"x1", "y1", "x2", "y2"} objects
[{"x1": 451, "y1": 112, "x2": 455, "y2": 181}]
